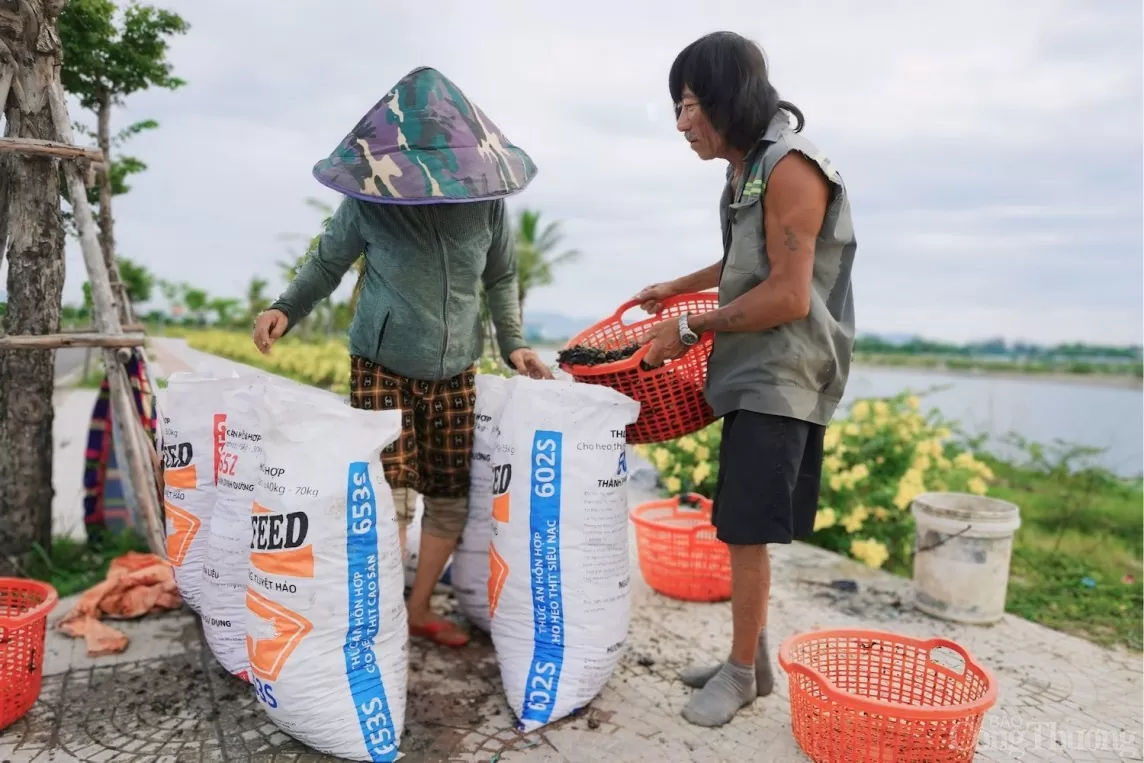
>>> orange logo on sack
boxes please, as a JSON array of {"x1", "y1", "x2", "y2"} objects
[
  {"x1": 164, "y1": 501, "x2": 201, "y2": 566},
  {"x1": 245, "y1": 588, "x2": 313, "y2": 681},
  {"x1": 491, "y1": 493, "x2": 510, "y2": 524},
  {"x1": 213, "y1": 414, "x2": 227, "y2": 484},
  {"x1": 490, "y1": 463, "x2": 511, "y2": 523},
  {"x1": 249, "y1": 503, "x2": 314, "y2": 578},
  {"x1": 164, "y1": 464, "x2": 198, "y2": 490},
  {"x1": 488, "y1": 543, "x2": 509, "y2": 620}
]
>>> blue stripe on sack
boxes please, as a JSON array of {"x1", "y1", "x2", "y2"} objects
[
  {"x1": 521, "y1": 431, "x2": 565, "y2": 726},
  {"x1": 342, "y1": 461, "x2": 399, "y2": 762}
]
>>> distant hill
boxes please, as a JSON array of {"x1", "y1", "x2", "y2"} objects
[
  {"x1": 523, "y1": 311, "x2": 594, "y2": 343},
  {"x1": 864, "y1": 332, "x2": 914, "y2": 346}
]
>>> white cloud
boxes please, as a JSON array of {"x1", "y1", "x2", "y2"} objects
[{"x1": 41, "y1": 0, "x2": 1142, "y2": 345}]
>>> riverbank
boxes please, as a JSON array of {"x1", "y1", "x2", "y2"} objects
[
  {"x1": 500, "y1": 343, "x2": 1143, "y2": 389},
  {"x1": 852, "y1": 352, "x2": 1142, "y2": 389}
]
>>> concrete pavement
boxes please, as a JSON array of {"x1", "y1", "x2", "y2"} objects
[
  {"x1": 17, "y1": 338, "x2": 1143, "y2": 762},
  {"x1": 50, "y1": 386, "x2": 99, "y2": 541},
  {"x1": 54, "y1": 347, "x2": 89, "y2": 385}
]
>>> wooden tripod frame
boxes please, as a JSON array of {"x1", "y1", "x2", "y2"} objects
[{"x1": 0, "y1": 74, "x2": 167, "y2": 559}]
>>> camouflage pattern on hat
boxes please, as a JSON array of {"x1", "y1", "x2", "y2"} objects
[{"x1": 312, "y1": 66, "x2": 538, "y2": 205}]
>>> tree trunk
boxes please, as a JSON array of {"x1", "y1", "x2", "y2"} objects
[
  {"x1": 0, "y1": 140, "x2": 9, "y2": 279},
  {"x1": 0, "y1": 0, "x2": 66, "y2": 575},
  {"x1": 0, "y1": 41, "x2": 13, "y2": 274},
  {"x1": 95, "y1": 94, "x2": 129, "y2": 323}
]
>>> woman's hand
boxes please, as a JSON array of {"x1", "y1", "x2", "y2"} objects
[
  {"x1": 633, "y1": 282, "x2": 679, "y2": 314},
  {"x1": 639, "y1": 318, "x2": 687, "y2": 367},
  {"x1": 509, "y1": 348, "x2": 555, "y2": 380},
  {"x1": 252, "y1": 309, "x2": 288, "y2": 355}
]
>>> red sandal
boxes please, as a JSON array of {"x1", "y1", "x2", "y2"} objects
[{"x1": 410, "y1": 620, "x2": 470, "y2": 648}]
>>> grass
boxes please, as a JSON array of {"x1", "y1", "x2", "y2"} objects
[
  {"x1": 77, "y1": 367, "x2": 105, "y2": 388},
  {"x1": 983, "y1": 455, "x2": 1143, "y2": 650},
  {"x1": 855, "y1": 352, "x2": 1143, "y2": 381},
  {"x1": 24, "y1": 529, "x2": 151, "y2": 598}
]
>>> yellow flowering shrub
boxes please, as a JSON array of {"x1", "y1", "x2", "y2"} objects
[
  {"x1": 639, "y1": 392, "x2": 996, "y2": 573},
  {"x1": 185, "y1": 331, "x2": 515, "y2": 392},
  {"x1": 635, "y1": 421, "x2": 723, "y2": 499},
  {"x1": 187, "y1": 331, "x2": 352, "y2": 392}
]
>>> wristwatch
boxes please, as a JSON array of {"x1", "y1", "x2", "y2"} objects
[{"x1": 678, "y1": 313, "x2": 700, "y2": 346}]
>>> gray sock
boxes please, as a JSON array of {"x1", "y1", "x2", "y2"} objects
[
  {"x1": 681, "y1": 659, "x2": 756, "y2": 727},
  {"x1": 678, "y1": 629, "x2": 774, "y2": 696}
]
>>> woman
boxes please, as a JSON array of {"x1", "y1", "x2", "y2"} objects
[
  {"x1": 253, "y1": 66, "x2": 553, "y2": 648},
  {"x1": 637, "y1": 32, "x2": 858, "y2": 726}
]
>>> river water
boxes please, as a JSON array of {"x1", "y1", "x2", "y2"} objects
[{"x1": 538, "y1": 350, "x2": 1143, "y2": 477}]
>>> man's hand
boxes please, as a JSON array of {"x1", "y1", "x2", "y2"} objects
[
  {"x1": 639, "y1": 318, "x2": 687, "y2": 368},
  {"x1": 509, "y1": 348, "x2": 555, "y2": 380},
  {"x1": 252, "y1": 309, "x2": 288, "y2": 355},
  {"x1": 633, "y1": 282, "x2": 679, "y2": 314}
]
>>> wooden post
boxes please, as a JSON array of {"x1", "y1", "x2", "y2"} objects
[
  {"x1": 0, "y1": 137, "x2": 104, "y2": 163},
  {"x1": 0, "y1": 68, "x2": 11, "y2": 122},
  {"x1": 47, "y1": 80, "x2": 166, "y2": 559},
  {"x1": 0, "y1": 55, "x2": 12, "y2": 272},
  {"x1": 0, "y1": 331, "x2": 146, "y2": 349},
  {"x1": 48, "y1": 85, "x2": 117, "y2": 337}
]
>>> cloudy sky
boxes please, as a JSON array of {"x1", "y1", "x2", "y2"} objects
[{"x1": 50, "y1": 0, "x2": 1144, "y2": 344}]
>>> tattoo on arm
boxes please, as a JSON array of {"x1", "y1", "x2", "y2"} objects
[
  {"x1": 783, "y1": 225, "x2": 799, "y2": 253},
  {"x1": 694, "y1": 305, "x2": 746, "y2": 333}
]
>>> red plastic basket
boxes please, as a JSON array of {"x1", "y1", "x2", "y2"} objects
[
  {"x1": 630, "y1": 493, "x2": 731, "y2": 602},
  {"x1": 559, "y1": 293, "x2": 720, "y2": 444},
  {"x1": 778, "y1": 629, "x2": 998, "y2": 763},
  {"x1": 0, "y1": 578, "x2": 58, "y2": 731}
]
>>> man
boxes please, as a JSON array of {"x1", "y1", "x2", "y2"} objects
[
  {"x1": 637, "y1": 32, "x2": 857, "y2": 726},
  {"x1": 253, "y1": 66, "x2": 553, "y2": 648}
]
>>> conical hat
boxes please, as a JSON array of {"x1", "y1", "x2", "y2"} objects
[{"x1": 312, "y1": 67, "x2": 538, "y2": 204}]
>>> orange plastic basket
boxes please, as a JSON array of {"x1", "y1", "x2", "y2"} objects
[
  {"x1": 778, "y1": 629, "x2": 998, "y2": 763},
  {"x1": 630, "y1": 493, "x2": 731, "y2": 602},
  {"x1": 0, "y1": 578, "x2": 58, "y2": 731},
  {"x1": 559, "y1": 293, "x2": 720, "y2": 444}
]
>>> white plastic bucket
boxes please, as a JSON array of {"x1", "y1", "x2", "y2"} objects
[{"x1": 911, "y1": 492, "x2": 1021, "y2": 625}]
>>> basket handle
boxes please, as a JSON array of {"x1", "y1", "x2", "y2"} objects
[
  {"x1": 613, "y1": 293, "x2": 717, "y2": 328},
  {"x1": 680, "y1": 493, "x2": 717, "y2": 538},
  {"x1": 920, "y1": 637, "x2": 973, "y2": 678},
  {"x1": 611, "y1": 297, "x2": 654, "y2": 327},
  {"x1": 776, "y1": 659, "x2": 840, "y2": 702}
]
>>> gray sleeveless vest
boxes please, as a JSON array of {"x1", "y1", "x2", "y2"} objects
[{"x1": 705, "y1": 110, "x2": 857, "y2": 426}]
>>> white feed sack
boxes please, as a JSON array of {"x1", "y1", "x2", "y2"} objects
[
  {"x1": 451, "y1": 373, "x2": 512, "y2": 632},
  {"x1": 248, "y1": 383, "x2": 408, "y2": 763},
  {"x1": 161, "y1": 370, "x2": 239, "y2": 614},
  {"x1": 489, "y1": 377, "x2": 640, "y2": 731},
  {"x1": 200, "y1": 378, "x2": 267, "y2": 681},
  {"x1": 402, "y1": 495, "x2": 425, "y2": 589}
]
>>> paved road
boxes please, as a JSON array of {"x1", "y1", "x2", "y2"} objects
[{"x1": 55, "y1": 346, "x2": 89, "y2": 380}]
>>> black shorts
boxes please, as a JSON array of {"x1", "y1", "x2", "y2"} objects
[{"x1": 710, "y1": 410, "x2": 826, "y2": 546}]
